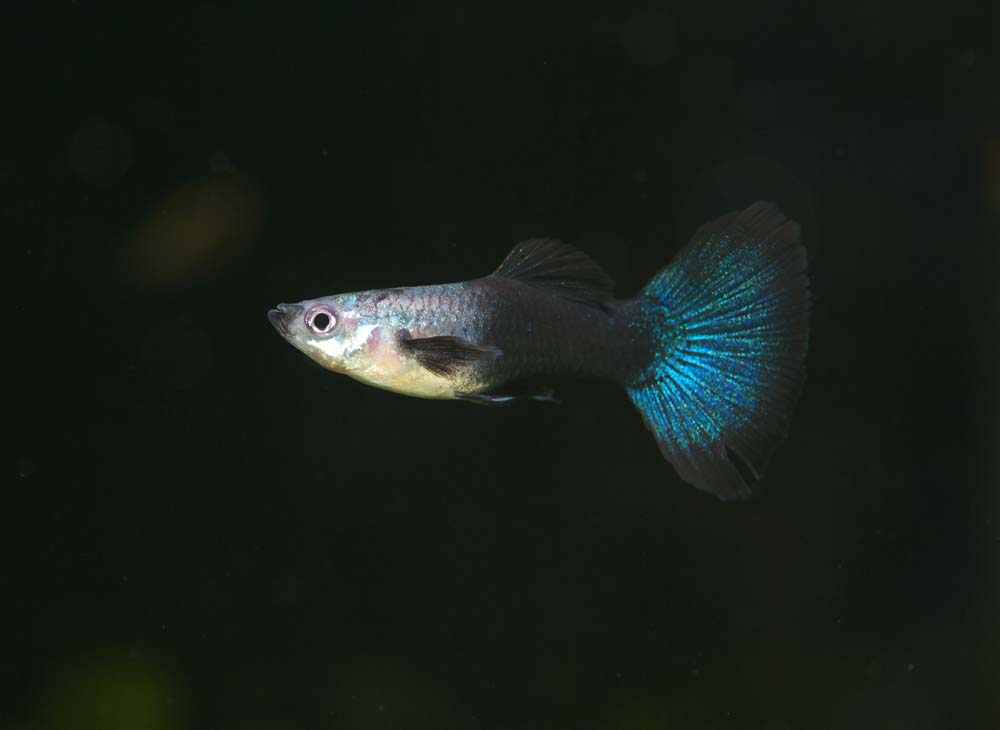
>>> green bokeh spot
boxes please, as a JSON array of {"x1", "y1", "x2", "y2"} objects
[{"x1": 42, "y1": 652, "x2": 180, "y2": 730}]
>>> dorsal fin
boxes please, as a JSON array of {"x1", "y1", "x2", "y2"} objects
[{"x1": 490, "y1": 238, "x2": 614, "y2": 305}]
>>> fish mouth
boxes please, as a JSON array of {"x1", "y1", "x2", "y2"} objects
[{"x1": 267, "y1": 303, "x2": 303, "y2": 336}]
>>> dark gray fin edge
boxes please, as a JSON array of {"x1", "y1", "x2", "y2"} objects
[
  {"x1": 490, "y1": 238, "x2": 614, "y2": 305},
  {"x1": 397, "y1": 335, "x2": 502, "y2": 377}
]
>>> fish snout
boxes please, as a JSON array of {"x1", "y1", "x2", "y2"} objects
[{"x1": 267, "y1": 303, "x2": 303, "y2": 336}]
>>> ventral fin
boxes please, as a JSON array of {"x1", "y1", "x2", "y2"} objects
[
  {"x1": 491, "y1": 238, "x2": 614, "y2": 305},
  {"x1": 456, "y1": 385, "x2": 560, "y2": 407},
  {"x1": 398, "y1": 335, "x2": 502, "y2": 377}
]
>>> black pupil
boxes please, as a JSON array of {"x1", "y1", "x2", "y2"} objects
[{"x1": 312, "y1": 312, "x2": 331, "y2": 331}]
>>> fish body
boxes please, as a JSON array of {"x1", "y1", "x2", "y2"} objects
[
  {"x1": 271, "y1": 279, "x2": 649, "y2": 398},
  {"x1": 269, "y1": 203, "x2": 811, "y2": 499}
]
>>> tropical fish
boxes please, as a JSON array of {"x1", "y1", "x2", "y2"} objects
[{"x1": 268, "y1": 202, "x2": 810, "y2": 499}]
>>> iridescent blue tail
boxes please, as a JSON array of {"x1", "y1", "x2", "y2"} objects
[{"x1": 626, "y1": 202, "x2": 811, "y2": 499}]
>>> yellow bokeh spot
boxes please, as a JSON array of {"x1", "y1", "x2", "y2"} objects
[{"x1": 125, "y1": 173, "x2": 261, "y2": 288}]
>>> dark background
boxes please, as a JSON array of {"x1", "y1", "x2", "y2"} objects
[{"x1": 7, "y1": 1, "x2": 998, "y2": 729}]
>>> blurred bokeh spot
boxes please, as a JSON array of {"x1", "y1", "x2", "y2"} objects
[
  {"x1": 125, "y1": 172, "x2": 261, "y2": 288},
  {"x1": 40, "y1": 651, "x2": 182, "y2": 730},
  {"x1": 70, "y1": 117, "x2": 134, "y2": 187}
]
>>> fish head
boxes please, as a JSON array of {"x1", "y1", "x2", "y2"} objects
[
  {"x1": 268, "y1": 293, "x2": 381, "y2": 375},
  {"x1": 269, "y1": 289, "x2": 458, "y2": 399}
]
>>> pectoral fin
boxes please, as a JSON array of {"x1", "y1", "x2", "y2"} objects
[{"x1": 398, "y1": 335, "x2": 502, "y2": 377}]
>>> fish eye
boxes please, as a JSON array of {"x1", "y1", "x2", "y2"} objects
[{"x1": 305, "y1": 305, "x2": 337, "y2": 335}]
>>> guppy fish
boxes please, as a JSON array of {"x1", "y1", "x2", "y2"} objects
[{"x1": 269, "y1": 202, "x2": 810, "y2": 499}]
